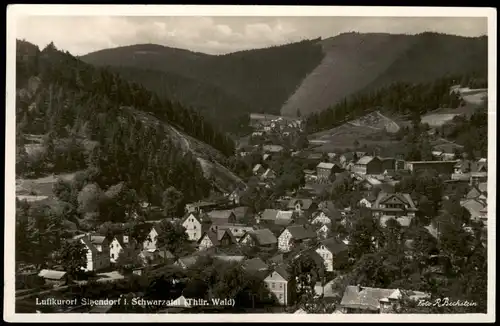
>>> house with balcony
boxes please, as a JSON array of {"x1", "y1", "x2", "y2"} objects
[{"x1": 371, "y1": 192, "x2": 418, "y2": 228}]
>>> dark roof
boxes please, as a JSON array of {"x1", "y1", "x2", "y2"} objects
[
  {"x1": 218, "y1": 229, "x2": 237, "y2": 244},
  {"x1": 261, "y1": 209, "x2": 279, "y2": 221},
  {"x1": 268, "y1": 253, "x2": 284, "y2": 264},
  {"x1": 232, "y1": 206, "x2": 250, "y2": 220},
  {"x1": 365, "y1": 192, "x2": 378, "y2": 202},
  {"x1": 319, "y1": 238, "x2": 348, "y2": 255},
  {"x1": 181, "y1": 212, "x2": 202, "y2": 224},
  {"x1": 113, "y1": 235, "x2": 137, "y2": 248},
  {"x1": 285, "y1": 225, "x2": 317, "y2": 240},
  {"x1": 242, "y1": 257, "x2": 268, "y2": 272},
  {"x1": 248, "y1": 228, "x2": 278, "y2": 246},
  {"x1": 373, "y1": 192, "x2": 417, "y2": 210},
  {"x1": 341, "y1": 152, "x2": 356, "y2": 161},
  {"x1": 287, "y1": 198, "x2": 314, "y2": 210},
  {"x1": 289, "y1": 247, "x2": 325, "y2": 270},
  {"x1": 199, "y1": 231, "x2": 219, "y2": 246},
  {"x1": 267, "y1": 264, "x2": 291, "y2": 281},
  {"x1": 207, "y1": 210, "x2": 234, "y2": 220}
]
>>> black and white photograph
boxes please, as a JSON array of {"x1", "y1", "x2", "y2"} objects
[{"x1": 5, "y1": 5, "x2": 496, "y2": 322}]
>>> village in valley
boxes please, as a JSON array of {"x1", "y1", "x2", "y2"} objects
[
  {"x1": 16, "y1": 101, "x2": 488, "y2": 314},
  {"x1": 12, "y1": 13, "x2": 490, "y2": 316}
]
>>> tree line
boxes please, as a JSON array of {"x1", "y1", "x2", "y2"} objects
[
  {"x1": 16, "y1": 40, "x2": 235, "y2": 156},
  {"x1": 305, "y1": 75, "x2": 481, "y2": 134}
]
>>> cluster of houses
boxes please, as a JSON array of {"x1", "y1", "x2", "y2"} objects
[
  {"x1": 248, "y1": 113, "x2": 303, "y2": 138},
  {"x1": 30, "y1": 130, "x2": 487, "y2": 312}
]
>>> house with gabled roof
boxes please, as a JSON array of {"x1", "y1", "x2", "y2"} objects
[
  {"x1": 198, "y1": 230, "x2": 220, "y2": 251},
  {"x1": 314, "y1": 224, "x2": 330, "y2": 240},
  {"x1": 239, "y1": 228, "x2": 278, "y2": 248},
  {"x1": 198, "y1": 228, "x2": 237, "y2": 251},
  {"x1": 257, "y1": 209, "x2": 294, "y2": 226},
  {"x1": 371, "y1": 192, "x2": 418, "y2": 227},
  {"x1": 110, "y1": 234, "x2": 139, "y2": 263},
  {"x1": 460, "y1": 198, "x2": 488, "y2": 226},
  {"x1": 352, "y1": 156, "x2": 383, "y2": 175},
  {"x1": 38, "y1": 269, "x2": 70, "y2": 287},
  {"x1": 142, "y1": 225, "x2": 160, "y2": 250},
  {"x1": 242, "y1": 257, "x2": 268, "y2": 273},
  {"x1": 287, "y1": 198, "x2": 317, "y2": 216},
  {"x1": 263, "y1": 264, "x2": 294, "y2": 306},
  {"x1": 174, "y1": 255, "x2": 199, "y2": 269},
  {"x1": 315, "y1": 238, "x2": 349, "y2": 272},
  {"x1": 231, "y1": 206, "x2": 251, "y2": 223},
  {"x1": 311, "y1": 204, "x2": 341, "y2": 226},
  {"x1": 181, "y1": 212, "x2": 206, "y2": 242},
  {"x1": 357, "y1": 176, "x2": 383, "y2": 190},
  {"x1": 358, "y1": 192, "x2": 378, "y2": 208},
  {"x1": 339, "y1": 285, "x2": 429, "y2": 314},
  {"x1": 139, "y1": 247, "x2": 175, "y2": 266},
  {"x1": 213, "y1": 223, "x2": 254, "y2": 241},
  {"x1": 278, "y1": 225, "x2": 317, "y2": 252},
  {"x1": 316, "y1": 162, "x2": 343, "y2": 181},
  {"x1": 73, "y1": 233, "x2": 110, "y2": 272},
  {"x1": 206, "y1": 210, "x2": 236, "y2": 227}
]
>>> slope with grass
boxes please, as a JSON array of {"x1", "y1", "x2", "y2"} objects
[
  {"x1": 281, "y1": 32, "x2": 487, "y2": 117},
  {"x1": 308, "y1": 111, "x2": 402, "y2": 151}
]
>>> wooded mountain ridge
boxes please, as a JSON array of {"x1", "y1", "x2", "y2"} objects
[{"x1": 80, "y1": 32, "x2": 487, "y2": 130}]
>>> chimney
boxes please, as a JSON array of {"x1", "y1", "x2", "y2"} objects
[{"x1": 123, "y1": 235, "x2": 129, "y2": 244}]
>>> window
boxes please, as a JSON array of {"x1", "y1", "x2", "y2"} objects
[
  {"x1": 279, "y1": 294, "x2": 283, "y2": 300},
  {"x1": 272, "y1": 283, "x2": 275, "y2": 289},
  {"x1": 279, "y1": 283, "x2": 283, "y2": 289},
  {"x1": 194, "y1": 226, "x2": 197, "y2": 230},
  {"x1": 111, "y1": 254, "x2": 115, "y2": 259},
  {"x1": 111, "y1": 244, "x2": 113, "y2": 249}
]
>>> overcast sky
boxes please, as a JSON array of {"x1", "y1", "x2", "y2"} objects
[{"x1": 16, "y1": 16, "x2": 488, "y2": 56}]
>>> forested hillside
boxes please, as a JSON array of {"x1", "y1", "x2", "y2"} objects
[
  {"x1": 81, "y1": 39, "x2": 325, "y2": 132},
  {"x1": 103, "y1": 66, "x2": 253, "y2": 132},
  {"x1": 305, "y1": 75, "x2": 467, "y2": 133},
  {"x1": 16, "y1": 40, "x2": 240, "y2": 209},
  {"x1": 281, "y1": 32, "x2": 487, "y2": 116}
]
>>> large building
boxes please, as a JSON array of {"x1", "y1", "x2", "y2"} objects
[
  {"x1": 404, "y1": 160, "x2": 457, "y2": 177},
  {"x1": 352, "y1": 156, "x2": 383, "y2": 175},
  {"x1": 371, "y1": 192, "x2": 418, "y2": 227},
  {"x1": 316, "y1": 162, "x2": 343, "y2": 181}
]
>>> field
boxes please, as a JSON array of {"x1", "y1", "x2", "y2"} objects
[
  {"x1": 421, "y1": 113, "x2": 461, "y2": 128},
  {"x1": 308, "y1": 111, "x2": 401, "y2": 152},
  {"x1": 420, "y1": 89, "x2": 487, "y2": 127},
  {"x1": 16, "y1": 172, "x2": 79, "y2": 197}
]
